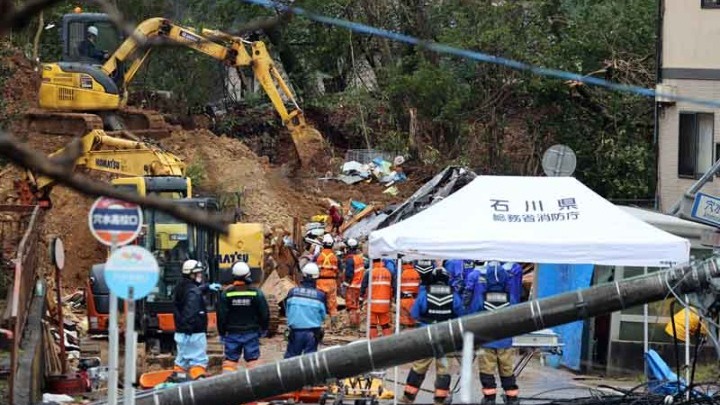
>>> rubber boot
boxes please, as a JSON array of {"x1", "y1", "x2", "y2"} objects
[
  {"x1": 480, "y1": 396, "x2": 496, "y2": 405},
  {"x1": 504, "y1": 395, "x2": 520, "y2": 405}
]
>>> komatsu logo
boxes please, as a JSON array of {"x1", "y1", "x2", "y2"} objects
[
  {"x1": 95, "y1": 159, "x2": 121, "y2": 170},
  {"x1": 217, "y1": 252, "x2": 250, "y2": 264}
]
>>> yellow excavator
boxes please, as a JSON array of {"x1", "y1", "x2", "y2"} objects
[
  {"x1": 28, "y1": 11, "x2": 325, "y2": 167},
  {"x1": 14, "y1": 129, "x2": 189, "y2": 207}
]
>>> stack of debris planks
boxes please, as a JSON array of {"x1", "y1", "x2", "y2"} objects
[{"x1": 42, "y1": 320, "x2": 63, "y2": 377}]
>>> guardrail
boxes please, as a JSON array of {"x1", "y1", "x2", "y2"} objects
[{"x1": 0, "y1": 205, "x2": 44, "y2": 404}]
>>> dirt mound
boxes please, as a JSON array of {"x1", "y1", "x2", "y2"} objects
[
  {"x1": 159, "y1": 129, "x2": 416, "y2": 226},
  {"x1": 159, "y1": 129, "x2": 300, "y2": 227},
  {"x1": 0, "y1": 40, "x2": 40, "y2": 127}
]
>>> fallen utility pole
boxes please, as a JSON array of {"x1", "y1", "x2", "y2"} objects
[{"x1": 119, "y1": 257, "x2": 720, "y2": 405}]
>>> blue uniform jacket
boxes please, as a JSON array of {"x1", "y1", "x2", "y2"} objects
[
  {"x1": 410, "y1": 285, "x2": 464, "y2": 326},
  {"x1": 383, "y1": 259, "x2": 397, "y2": 277},
  {"x1": 286, "y1": 280, "x2": 327, "y2": 330},
  {"x1": 445, "y1": 260, "x2": 475, "y2": 295},
  {"x1": 468, "y1": 262, "x2": 522, "y2": 349}
]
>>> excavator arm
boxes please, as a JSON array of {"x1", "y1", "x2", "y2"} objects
[
  {"x1": 101, "y1": 18, "x2": 324, "y2": 167},
  {"x1": 15, "y1": 130, "x2": 186, "y2": 206}
]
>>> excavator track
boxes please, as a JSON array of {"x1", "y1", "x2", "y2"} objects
[
  {"x1": 23, "y1": 109, "x2": 173, "y2": 139},
  {"x1": 23, "y1": 109, "x2": 103, "y2": 136},
  {"x1": 115, "y1": 108, "x2": 174, "y2": 140}
]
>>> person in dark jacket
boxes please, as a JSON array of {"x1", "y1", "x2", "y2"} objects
[
  {"x1": 78, "y1": 26, "x2": 107, "y2": 63},
  {"x1": 401, "y1": 266, "x2": 463, "y2": 405},
  {"x1": 172, "y1": 259, "x2": 220, "y2": 380},
  {"x1": 284, "y1": 263, "x2": 327, "y2": 358},
  {"x1": 217, "y1": 261, "x2": 270, "y2": 372}
]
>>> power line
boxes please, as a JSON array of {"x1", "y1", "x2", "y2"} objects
[{"x1": 244, "y1": 0, "x2": 720, "y2": 109}]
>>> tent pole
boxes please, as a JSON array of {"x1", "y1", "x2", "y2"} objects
[
  {"x1": 366, "y1": 266, "x2": 373, "y2": 342},
  {"x1": 684, "y1": 294, "x2": 690, "y2": 401},
  {"x1": 394, "y1": 255, "x2": 403, "y2": 405},
  {"x1": 643, "y1": 267, "x2": 649, "y2": 380}
]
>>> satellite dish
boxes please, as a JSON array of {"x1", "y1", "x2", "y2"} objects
[{"x1": 542, "y1": 144, "x2": 576, "y2": 177}]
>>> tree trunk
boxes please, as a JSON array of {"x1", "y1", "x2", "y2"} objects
[{"x1": 32, "y1": 11, "x2": 43, "y2": 66}]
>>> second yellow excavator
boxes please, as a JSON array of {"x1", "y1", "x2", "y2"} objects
[
  {"x1": 14, "y1": 129, "x2": 189, "y2": 207},
  {"x1": 30, "y1": 11, "x2": 325, "y2": 167}
]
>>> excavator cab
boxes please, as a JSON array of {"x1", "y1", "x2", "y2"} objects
[
  {"x1": 60, "y1": 12, "x2": 123, "y2": 64},
  {"x1": 139, "y1": 198, "x2": 221, "y2": 353}
]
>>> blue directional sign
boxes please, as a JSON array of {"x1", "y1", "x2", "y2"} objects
[
  {"x1": 104, "y1": 245, "x2": 159, "y2": 300},
  {"x1": 88, "y1": 197, "x2": 143, "y2": 246},
  {"x1": 691, "y1": 192, "x2": 720, "y2": 228}
]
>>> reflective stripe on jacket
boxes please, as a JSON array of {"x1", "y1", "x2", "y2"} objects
[
  {"x1": 400, "y1": 264, "x2": 421, "y2": 295},
  {"x1": 316, "y1": 249, "x2": 339, "y2": 278},
  {"x1": 368, "y1": 264, "x2": 393, "y2": 313}
]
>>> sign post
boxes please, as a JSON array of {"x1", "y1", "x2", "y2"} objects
[
  {"x1": 50, "y1": 237, "x2": 66, "y2": 375},
  {"x1": 88, "y1": 197, "x2": 143, "y2": 405},
  {"x1": 105, "y1": 245, "x2": 159, "y2": 405}
]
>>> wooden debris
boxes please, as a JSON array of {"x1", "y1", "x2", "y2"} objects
[{"x1": 42, "y1": 320, "x2": 62, "y2": 376}]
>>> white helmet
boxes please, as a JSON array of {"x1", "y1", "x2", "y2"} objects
[
  {"x1": 347, "y1": 238, "x2": 359, "y2": 249},
  {"x1": 322, "y1": 234, "x2": 334, "y2": 247},
  {"x1": 181, "y1": 259, "x2": 204, "y2": 275},
  {"x1": 301, "y1": 263, "x2": 320, "y2": 279},
  {"x1": 231, "y1": 261, "x2": 251, "y2": 279},
  {"x1": 87, "y1": 26, "x2": 99, "y2": 37}
]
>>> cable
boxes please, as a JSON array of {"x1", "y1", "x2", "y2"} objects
[{"x1": 243, "y1": 0, "x2": 720, "y2": 109}]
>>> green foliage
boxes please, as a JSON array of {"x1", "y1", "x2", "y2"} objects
[
  {"x1": 9, "y1": 0, "x2": 658, "y2": 199},
  {"x1": 186, "y1": 160, "x2": 207, "y2": 189}
]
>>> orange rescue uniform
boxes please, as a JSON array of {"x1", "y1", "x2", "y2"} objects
[
  {"x1": 400, "y1": 263, "x2": 421, "y2": 327},
  {"x1": 316, "y1": 248, "x2": 339, "y2": 317},
  {"x1": 363, "y1": 261, "x2": 394, "y2": 339},
  {"x1": 345, "y1": 253, "x2": 365, "y2": 328}
]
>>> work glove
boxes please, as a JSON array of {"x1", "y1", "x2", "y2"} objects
[
  {"x1": 209, "y1": 283, "x2": 222, "y2": 291},
  {"x1": 260, "y1": 330, "x2": 268, "y2": 338}
]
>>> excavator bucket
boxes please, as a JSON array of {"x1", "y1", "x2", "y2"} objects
[{"x1": 290, "y1": 125, "x2": 326, "y2": 170}]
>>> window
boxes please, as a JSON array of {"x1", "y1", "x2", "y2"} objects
[
  {"x1": 702, "y1": 0, "x2": 720, "y2": 9},
  {"x1": 678, "y1": 112, "x2": 714, "y2": 178}
]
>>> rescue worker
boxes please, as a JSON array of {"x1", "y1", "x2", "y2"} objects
[
  {"x1": 360, "y1": 258, "x2": 395, "y2": 339},
  {"x1": 217, "y1": 261, "x2": 270, "y2": 372},
  {"x1": 399, "y1": 260, "x2": 421, "y2": 329},
  {"x1": 285, "y1": 263, "x2": 327, "y2": 358},
  {"x1": 343, "y1": 238, "x2": 366, "y2": 330},
  {"x1": 414, "y1": 259, "x2": 436, "y2": 285},
  {"x1": 445, "y1": 259, "x2": 475, "y2": 296},
  {"x1": 315, "y1": 234, "x2": 340, "y2": 327},
  {"x1": 402, "y1": 266, "x2": 463, "y2": 405},
  {"x1": 78, "y1": 26, "x2": 107, "y2": 63},
  {"x1": 468, "y1": 261, "x2": 523, "y2": 405},
  {"x1": 172, "y1": 260, "x2": 220, "y2": 380},
  {"x1": 461, "y1": 261, "x2": 486, "y2": 312},
  {"x1": 329, "y1": 203, "x2": 343, "y2": 234}
]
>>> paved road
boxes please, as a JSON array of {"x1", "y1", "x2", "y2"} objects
[{"x1": 255, "y1": 332, "x2": 636, "y2": 404}]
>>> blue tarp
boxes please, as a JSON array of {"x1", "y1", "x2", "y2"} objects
[{"x1": 537, "y1": 263, "x2": 594, "y2": 370}]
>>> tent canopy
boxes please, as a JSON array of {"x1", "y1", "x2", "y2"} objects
[{"x1": 369, "y1": 176, "x2": 690, "y2": 266}]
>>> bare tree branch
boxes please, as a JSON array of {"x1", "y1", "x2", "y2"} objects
[
  {"x1": 0, "y1": 131, "x2": 231, "y2": 234},
  {"x1": 91, "y1": 0, "x2": 290, "y2": 49}
]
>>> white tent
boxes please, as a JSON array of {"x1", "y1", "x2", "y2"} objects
[{"x1": 369, "y1": 176, "x2": 690, "y2": 266}]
